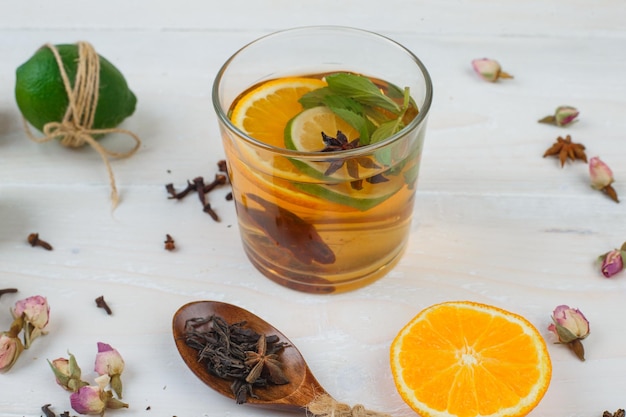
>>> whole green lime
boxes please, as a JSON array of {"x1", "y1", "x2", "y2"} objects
[{"x1": 15, "y1": 44, "x2": 137, "y2": 132}]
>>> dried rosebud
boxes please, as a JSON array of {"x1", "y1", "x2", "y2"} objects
[
  {"x1": 598, "y1": 243, "x2": 626, "y2": 278},
  {"x1": 50, "y1": 358, "x2": 71, "y2": 388},
  {"x1": 48, "y1": 353, "x2": 89, "y2": 392},
  {"x1": 13, "y1": 295, "x2": 49, "y2": 330},
  {"x1": 70, "y1": 375, "x2": 128, "y2": 415},
  {"x1": 589, "y1": 157, "x2": 619, "y2": 203},
  {"x1": 555, "y1": 106, "x2": 579, "y2": 126},
  {"x1": 97, "y1": 374, "x2": 129, "y2": 410},
  {"x1": 12, "y1": 295, "x2": 50, "y2": 349},
  {"x1": 94, "y1": 342, "x2": 125, "y2": 398},
  {"x1": 548, "y1": 305, "x2": 589, "y2": 361},
  {"x1": 0, "y1": 332, "x2": 24, "y2": 373},
  {"x1": 70, "y1": 385, "x2": 106, "y2": 415},
  {"x1": 538, "y1": 105, "x2": 579, "y2": 127},
  {"x1": 590, "y1": 157, "x2": 614, "y2": 189},
  {"x1": 471, "y1": 58, "x2": 513, "y2": 82}
]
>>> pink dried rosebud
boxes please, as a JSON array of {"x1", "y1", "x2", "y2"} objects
[
  {"x1": 69, "y1": 375, "x2": 129, "y2": 415},
  {"x1": 48, "y1": 353, "x2": 89, "y2": 392},
  {"x1": 598, "y1": 243, "x2": 626, "y2": 278},
  {"x1": 94, "y1": 342, "x2": 125, "y2": 398},
  {"x1": 12, "y1": 295, "x2": 50, "y2": 349},
  {"x1": 13, "y1": 295, "x2": 49, "y2": 330},
  {"x1": 548, "y1": 305, "x2": 589, "y2": 361},
  {"x1": 0, "y1": 332, "x2": 24, "y2": 373},
  {"x1": 555, "y1": 106, "x2": 579, "y2": 126},
  {"x1": 538, "y1": 105, "x2": 579, "y2": 127},
  {"x1": 471, "y1": 58, "x2": 513, "y2": 82},
  {"x1": 589, "y1": 157, "x2": 619, "y2": 203},
  {"x1": 590, "y1": 157, "x2": 614, "y2": 189},
  {"x1": 70, "y1": 385, "x2": 106, "y2": 415}
]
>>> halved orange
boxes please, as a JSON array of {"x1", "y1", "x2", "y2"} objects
[{"x1": 390, "y1": 301, "x2": 551, "y2": 417}]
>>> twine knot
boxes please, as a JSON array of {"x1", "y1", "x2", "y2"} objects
[
  {"x1": 22, "y1": 41, "x2": 141, "y2": 209},
  {"x1": 43, "y1": 121, "x2": 91, "y2": 148},
  {"x1": 306, "y1": 394, "x2": 393, "y2": 417}
]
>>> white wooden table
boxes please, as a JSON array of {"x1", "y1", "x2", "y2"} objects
[{"x1": 1, "y1": 1, "x2": 625, "y2": 416}]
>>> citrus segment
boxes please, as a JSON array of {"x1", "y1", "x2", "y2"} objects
[
  {"x1": 230, "y1": 77, "x2": 327, "y2": 147},
  {"x1": 285, "y1": 106, "x2": 360, "y2": 153},
  {"x1": 284, "y1": 106, "x2": 359, "y2": 179},
  {"x1": 390, "y1": 301, "x2": 551, "y2": 417}
]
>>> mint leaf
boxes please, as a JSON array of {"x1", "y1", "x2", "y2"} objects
[
  {"x1": 385, "y1": 81, "x2": 406, "y2": 100},
  {"x1": 362, "y1": 105, "x2": 391, "y2": 125},
  {"x1": 322, "y1": 95, "x2": 365, "y2": 116},
  {"x1": 371, "y1": 119, "x2": 404, "y2": 145},
  {"x1": 326, "y1": 73, "x2": 401, "y2": 114},
  {"x1": 328, "y1": 107, "x2": 371, "y2": 145},
  {"x1": 299, "y1": 87, "x2": 333, "y2": 108}
]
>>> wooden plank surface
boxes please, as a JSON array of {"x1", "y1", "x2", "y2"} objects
[{"x1": 1, "y1": 1, "x2": 625, "y2": 416}]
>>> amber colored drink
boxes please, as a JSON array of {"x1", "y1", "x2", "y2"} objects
[{"x1": 212, "y1": 27, "x2": 432, "y2": 293}]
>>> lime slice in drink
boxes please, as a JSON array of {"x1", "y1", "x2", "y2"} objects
[
  {"x1": 285, "y1": 106, "x2": 402, "y2": 211},
  {"x1": 284, "y1": 106, "x2": 359, "y2": 179}
]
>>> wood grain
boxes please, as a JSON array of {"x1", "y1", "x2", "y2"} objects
[{"x1": 0, "y1": 1, "x2": 624, "y2": 416}]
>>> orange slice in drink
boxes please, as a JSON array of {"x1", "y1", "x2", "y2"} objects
[
  {"x1": 230, "y1": 77, "x2": 327, "y2": 147},
  {"x1": 390, "y1": 301, "x2": 552, "y2": 417}
]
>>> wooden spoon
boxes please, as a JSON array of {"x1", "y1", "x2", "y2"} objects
[{"x1": 172, "y1": 300, "x2": 328, "y2": 413}]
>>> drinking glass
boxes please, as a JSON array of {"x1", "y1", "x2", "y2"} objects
[{"x1": 212, "y1": 26, "x2": 432, "y2": 293}]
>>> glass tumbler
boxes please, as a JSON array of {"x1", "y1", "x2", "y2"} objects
[{"x1": 212, "y1": 26, "x2": 432, "y2": 293}]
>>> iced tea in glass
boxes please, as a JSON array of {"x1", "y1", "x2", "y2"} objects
[{"x1": 212, "y1": 26, "x2": 432, "y2": 293}]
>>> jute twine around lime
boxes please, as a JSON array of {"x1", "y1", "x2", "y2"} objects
[
  {"x1": 22, "y1": 41, "x2": 141, "y2": 209},
  {"x1": 306, "y1": 394, "x2": 393, "y2": 417}
]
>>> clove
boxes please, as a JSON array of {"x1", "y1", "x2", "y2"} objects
[
  {"x1": 95, "y1": 295, "x2": 113, "y2": 315},
  {"x1": 203, "y1": 174, "x2": 227, "y2": 194},
  {"x1": 27, "y1": 233, "x2": 53, "y2": 250},
  {"x1": 164, "y1": 234, "x2": 176, "y2": 251},
  {"x1": 193, "y1": 177, "x2": 207, "y2": 206},
  {"x1": 0, "y1": 288, "x2": 18, "y2": 299},
  {"x1": 166, "y1": 180, "x2": 195, "y2": 200},
  {"x1": 203, "y1": 203, "x2": 220, "y2": 222}
]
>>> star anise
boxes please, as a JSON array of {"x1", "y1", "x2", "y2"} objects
[
  {"x1": 603, "y1": 410, "x2": 625, "y2": 417},
  {"x1": 320, "y1": 131, "x2": 380, "y2": 177},
  {"x1": 244, "y1": 334, "x2": 289, "y2": 385},
  {"x1": 319, "y1": 131, "x2": 384, "y2": 190},
  {"x1": 543, "y1": 134, "x2": 587, "y2": 167}
]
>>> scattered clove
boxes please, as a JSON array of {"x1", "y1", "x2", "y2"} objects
[
  {"x1": 604, "y1": 410, "x2": 625, "y2": 417},
  {"x1": 164, "y1": 163, "x2": 231, "y2": 222},
  {"x1": 203, "y1": 174, "x2": 227, "y2": 193},
  {"x1": 41, "y1": 404, "x2": 75, "y2": 417},
  {"x1": 203, "y1": 203, "x2": 219, "y2": 222},
  {"x1": 95, "y1": 295, "x2": 113, "y2": 315},
  {"x1": 27, "y1": 233, "x2": 53, "y2": 250},
  {"x1": 42, "y1": 404, "x2": 56, "y2": 417},
  {"x1": 0, "y1": 288, "x2": 18, "y2": 299},
  {"x1": 164, "y1": 234, "x2": 176, "y2": 251},
  {"x1": 193, "y1": 177, "x2": 207, "y2": 206},
  {"x1": 166, "y1": 180, "x2": 195, "y2": 200}
]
